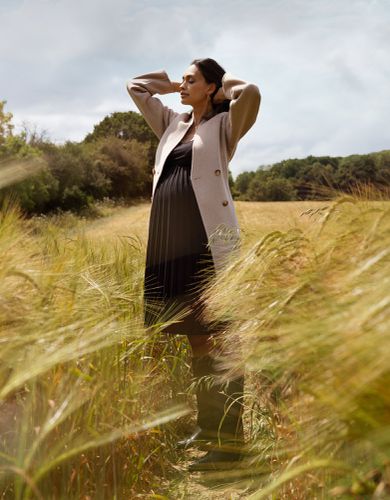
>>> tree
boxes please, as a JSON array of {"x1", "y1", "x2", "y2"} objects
[
  {"x1": 0, "y1": 102, "x2": 58, "y2": 213},
  {"x1": 0, "y1": 100, "x2": 14, "y2": 148},
  {"x1": 90, "y1": 137, "x2": 150, "y2": 199},
  {"x1": 42, "y1": 141, "x2": 111, "y2": 211},
  {"x1": 336, "y1": 154, "x2": 378, "y2": 191},
  {"x1": 228, "y1": 169, "x2": 241, "y2": 198},
  {"x1": 84, "y1": 111, "x2": 158, "y2": 169},
  {"x1": 247, "y1": 176, "x2": 297, "y2": 201},
  {"x1": 374, "y1": 150, "x2": 390, "y2": 185},
  {"x1": 84, "y1": 111, "x2": 154, "y2": 143},
  {"x1": 234, "y1": 171, "x2": 256, "y2": 198}
]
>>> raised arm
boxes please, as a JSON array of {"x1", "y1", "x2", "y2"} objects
[
  {"x1": 126, "y1": 69, "x2": 180, "y2": 139},
  {"x1": 218, "y1": 72, "x2": 261, "y2": 157}
]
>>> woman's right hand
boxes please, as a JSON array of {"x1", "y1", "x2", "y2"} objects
[{"x1": 171, "y1": 81, "x2": 182, "y2": 92}]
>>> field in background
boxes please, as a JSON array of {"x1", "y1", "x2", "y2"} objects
[
  {"x1": 1, "y1": 197, "x2": 389, "y2": 499},
  {"x1": 85, "y1": 200, "x2": 328, "y2": 245}
]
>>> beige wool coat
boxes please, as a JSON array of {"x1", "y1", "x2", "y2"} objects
[{"x1": 126, "y1": 69, "x2": 261, "y2": 272}]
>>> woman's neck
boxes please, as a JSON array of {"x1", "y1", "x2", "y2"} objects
[{"x1": 192, "y1": 100, "x2": 214, "y2": 126}]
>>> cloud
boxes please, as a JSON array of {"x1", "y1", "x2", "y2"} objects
[{"x1": 1, "y1": 0, "x2": 389, "y2": 176}]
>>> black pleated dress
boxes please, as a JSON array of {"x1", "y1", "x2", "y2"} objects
[{"x1": 143, "y1": 139, "x2": 224, "y2": 336}]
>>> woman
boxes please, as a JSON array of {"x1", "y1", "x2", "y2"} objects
[{"x1": 127, "y1": 58, "x2": 261, "y2": 471}]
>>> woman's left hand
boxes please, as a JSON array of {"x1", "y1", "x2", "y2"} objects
[{"x1": 212, "y1": 86, "x2": 226, "y2": 104}]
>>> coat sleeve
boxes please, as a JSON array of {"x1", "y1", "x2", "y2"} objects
[
  {"x1": 221, "y1": 72, "x2": 261, "y2": 157},
  {"x1": 126, "y1": 69, "x2": 179, "y2": 139}
]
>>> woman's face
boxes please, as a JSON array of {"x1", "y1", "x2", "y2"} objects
[{"x1": 179, "y1": 64, "x2": 216, "y2": 107}]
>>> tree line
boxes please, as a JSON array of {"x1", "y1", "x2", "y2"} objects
[
  {"x1": 234, "y1": 150, "x2": 390, "y2": 201},
  {"x1": 0, "y1": 100, "x2": 388, "y2": 215},
  {"x1": 0, "y1": 100, "x2": 160, "y2": 214}
]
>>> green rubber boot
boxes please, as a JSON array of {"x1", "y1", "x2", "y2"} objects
[{"x1": 186, "y1": 355, "x2": 245, "y2": 471}]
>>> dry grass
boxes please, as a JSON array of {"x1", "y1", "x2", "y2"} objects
[
  {"x1": 1, "y1": 194, "x2": 389, "y2": 498},
  {"x1": 199, "y1": 196, "x2": 390, "y2": 498},
  {"x1": 85, "y1": 200, "x2": 329, "y2": 244}
]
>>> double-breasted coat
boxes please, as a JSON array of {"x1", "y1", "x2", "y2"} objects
[{"x1": 126, "y1": 69, "x2": 261, "y2": 272}]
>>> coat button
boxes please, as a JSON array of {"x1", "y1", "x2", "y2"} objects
[
  {"x1": 214, "y1": 169, "x2": 221, "y2": 176},
  {"x1": 152, "y1": 168, "x2": 156, "y2": 175},
  {"x1": 222, "y1": 200, "x2": 229, "y2": 206}
]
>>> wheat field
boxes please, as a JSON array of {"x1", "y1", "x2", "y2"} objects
[{"x1": 0, "y1": 196, "x2": 389, "y2": 499}]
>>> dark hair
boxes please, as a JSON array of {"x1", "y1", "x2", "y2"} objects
[{"x1": 190, "y1": 58, "x2": 230, "y2": 116}]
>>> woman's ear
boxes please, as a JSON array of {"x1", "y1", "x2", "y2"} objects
[{"x1": 207, "y1": 82, "x2": 217, "y2": 96}]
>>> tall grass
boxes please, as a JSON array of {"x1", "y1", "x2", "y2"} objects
[
  {"x1": 200, "y1": 194, "x2": 390, "y2": 497},
  {"x1": 1, "y1": 184, "x2": 389, "y2": 498},
  {"x1": 0, "y1": 197, "x2": 192, "y2": 498}
]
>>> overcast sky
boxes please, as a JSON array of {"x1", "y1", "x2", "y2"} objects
[{"x1": 1, "y1": 0, "x2": 389, "y2": 177}]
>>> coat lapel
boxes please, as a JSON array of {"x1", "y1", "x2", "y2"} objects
[{"x1": 156, "y1": 111, "x2": 194, "y2": 175}]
